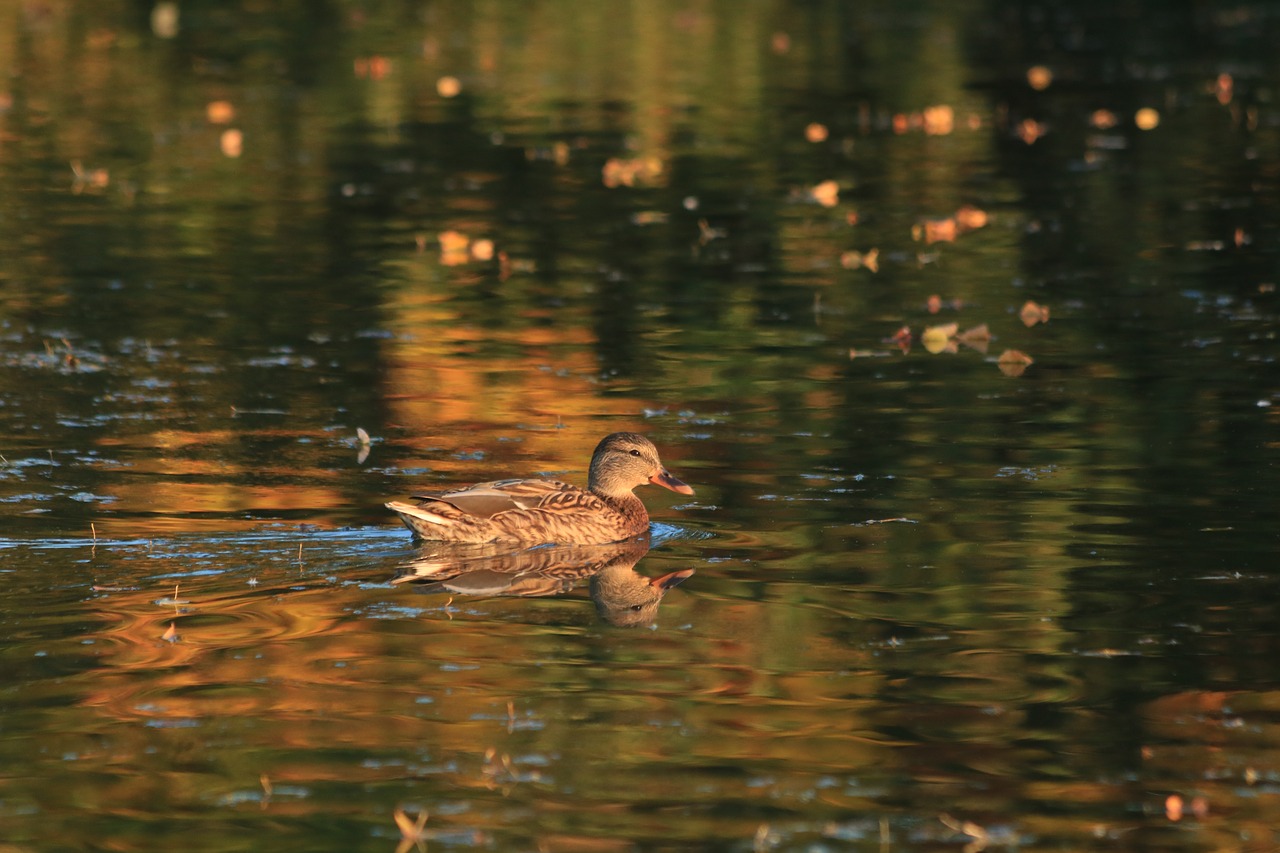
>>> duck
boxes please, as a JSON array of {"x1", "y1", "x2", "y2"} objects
[{"x1": 385, "y1": 432, "x2": 694, "y2": 545}]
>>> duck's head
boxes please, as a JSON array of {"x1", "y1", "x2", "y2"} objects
[{"x1": 588, "y1": 432, "x2": 694, "y2": 498}]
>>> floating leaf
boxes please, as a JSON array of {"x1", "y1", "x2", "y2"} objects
[
  {"x1": 470, "y1": 238, "x2": 495, "y2": 262},
  {"x1": 810, "y1": 179, "x2": 839, "y2": 207},
  {"x1": 804, "y1": 122, "x2": 829, "y2": 143},
  {"x1": 206, "y1": 100, "x2": 235, "y2": 124},
  {"x1": 840, "y1": 248, "x2": 878, "y2": 272},
  {"x1": 1019, "y1": 300, "x2": 1050, "y2": 327},
  {"x1": 220, "y1": 128, "x2": 243, "y2": 158},
  {"x1": 1090, "y1": 109, "x2": 1119, "y2": 129},
  {"x1": 956, "y1": 324, "x2": 991, "y2": 353},
  {"x1": 1017, "y1": 118, "x2": 1047, "y2": 144},
  {"x1": 885, "y1": 326, "x2": 912, "y2": 354},
  {"x1": 1135, "y1": 107, "x2": 1160, "y2": 130},
  {"x1": 922, "y1": 104, "x2": 954, "y2": 135},
  {"x1": 913, "y1": 217, "x2": 957, "y2": 244},
  {"x1": 162, "y1": 622, "x2": 179, "y2": 642},
  {"x1": 955, "y1": 205, "x2": 988, "y2": 231},
  {"x1": 1215, "y1": 73, "x2": 1233, "y2": 105},
  {"x1": 921, "y1": 323, "x2": 958, "y2": 354},
  {"x1": 997, "y1": 349, "x2": 1034, "y2": 377},
  {"x1": 1026, "y1": 65, "x2": 1053, "y2": 90},
  {"x1": 393, "y1": 806, "x2": 430, "y2": 853},
  {"x1": 436, "y1": 75, "x2": 461, "y2": 97}
]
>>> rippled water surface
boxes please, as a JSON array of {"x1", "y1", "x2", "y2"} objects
[{"x1": 2, "y1": 2, "x2": 1279, "y2": 851}]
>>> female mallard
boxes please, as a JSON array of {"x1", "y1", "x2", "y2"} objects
[{"x1": 385, "y1": 432, "x2": 694, "y2": 545}]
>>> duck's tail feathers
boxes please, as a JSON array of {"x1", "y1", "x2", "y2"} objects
[{"x1": 385, "y1": 500, "x2": 454, "y2": 537}]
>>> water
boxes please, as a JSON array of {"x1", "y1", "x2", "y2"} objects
[{"x1": 2, "y1": 1, "x2": 1279, "y2": 850}]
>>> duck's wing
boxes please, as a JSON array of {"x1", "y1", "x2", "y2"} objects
[{"x1": 410, "y1": 478, "x2": 600, "y2": 519}]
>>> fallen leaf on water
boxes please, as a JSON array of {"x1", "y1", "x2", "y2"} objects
[
  {"x1": 1090, "y1": 109, "x2": 1119, "y2": 130},
  {"x1": 1020, "y1": 300, "x2": 1050, "y2": 326},
  {"x1": 805, "y1": 122, "x2": 829, "y2": 143},
  {"x1": 997, "y1": 349, "x2": 1034, "y2": 377},
  {"x1": 955, "y1": 205, "x2": 988, "y2": 231},
  {"x1": 602, "y1": 156, "x2": 663, "y2": 188},
  {"x1": 840, "y1": 248, "x2": 878, "y2": 272},
  {"x1": 886, "y1": 325, "x2": 912, "y2": 354},
  {"x1": 220, "y1": 129, "x2": 243, "y2": 158},
  {"x1": 1215, "y1": 72, "x2": 1233, "y2": 105},
  {"x1": 913, "y1": 217, "x2": 957, "y2": 244},
  {"x1": 810, "y1": 179, "x2": 839, "y2": 207},
  {"x1": 1027, "y1": 65, "x2": 1053, "y2": 90},
  {"x1": 436, "y1": 75, "x2": 461, "y2": 97},
  {"x1": 162, "y1": 622, "x2": 179, "y2": 642},
  {"x1": 922, "y1": 104, "x2": 954, "y2": 135},
  {"x1": 438, "y1": 230, "x2": 469, "y2": 253},
  {"x1": 921, "y1": 323, "x2": 958, "y2": 354},
  {"x1": 1166, "y1": 794, "x2": 1183, "y2": 821},
  {"x1": 470, "y1": 238, "x2": 495, "y2": 262},
  {"x1": 206, "y1": 100, "x2": 235, "y2": 124},
  {"x1": 957, "y1": 324, "x2": 991, "y2": 353},
  {"x1": 394, "y1": 806, "x2": 430, "y2": 853},
  {"x1": 1191, "y1": 796, "x2": 1209, "y2": 818},
  {"x1": 1018, "y1": 118, "x2": 1047, "y2": 144},
  {"x1": 1135, "y1": 107, "x2": 1160, "y2": 130}
]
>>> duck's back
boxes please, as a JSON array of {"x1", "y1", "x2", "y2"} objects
[{"x1": 386, "y1": 477, "x2": 648, "y2": 545}]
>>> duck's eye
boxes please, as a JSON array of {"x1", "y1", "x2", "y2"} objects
[{"x1": 629, "y1": 449, "x2": 642, "y2": 457}]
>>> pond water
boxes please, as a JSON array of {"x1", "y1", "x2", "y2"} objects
[{"x1": 2, "y1": 1, "x2": 1279, "y2": 851}]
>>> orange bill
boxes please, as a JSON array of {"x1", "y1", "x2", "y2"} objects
[{"x1": 649, "y1": 469, "x2": 694, "y2": 495}]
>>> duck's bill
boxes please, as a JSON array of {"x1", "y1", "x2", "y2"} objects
[
  {"x1": 649, "y1": 469, "x2": 694, "y2": 495},
  {"x1": 649, "y1": 568, "x2": 695, "y2": 591}
]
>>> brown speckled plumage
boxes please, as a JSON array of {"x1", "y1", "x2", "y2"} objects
[{"x1": 385, "y1": 432, "x2": 694, "y2": 545}]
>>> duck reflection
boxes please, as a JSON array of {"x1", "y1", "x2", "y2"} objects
[{"x1": 391, "y1": 538, "x2": 693, "y2": 627}]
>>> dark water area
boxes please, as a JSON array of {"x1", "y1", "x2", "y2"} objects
[{"x1": 2, "y1": 1, "x2": 1279, "y2": 850}]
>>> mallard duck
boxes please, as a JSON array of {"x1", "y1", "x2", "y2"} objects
[{"x1": 385, "y1": 432, "x2": 694, "y2": 545}]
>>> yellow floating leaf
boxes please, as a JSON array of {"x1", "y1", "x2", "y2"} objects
[
  {"x1": 162, "y1": 622, "x2": 178, "y2": 642},
  {"x1": 470, "y1": 238, "x2": 495, "y2": 262},
  {"x1": 1135, "y1": 107, "x2": 1160, "y2": 130},
  {"x1": 921, "y1": 323, "x2": 958, "y2": 354}
]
